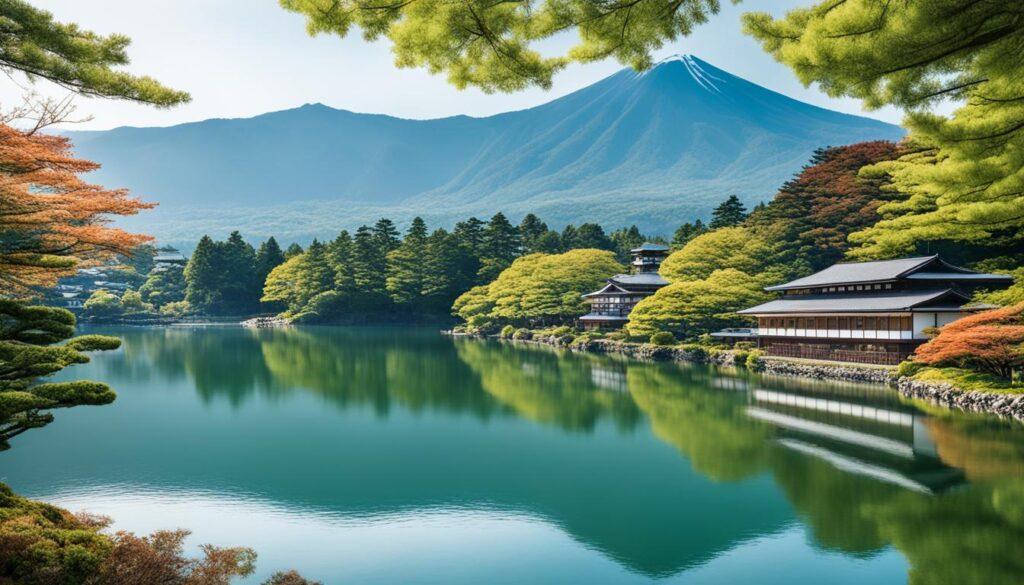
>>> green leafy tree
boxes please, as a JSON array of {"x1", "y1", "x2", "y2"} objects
[
  {"x1": 574, "y1": 223, "x2": 614, "y2": 251},
  {"x1": 139, "y1": 263, "x2": 186, "y2": 308},
  {"x1": 533, "y1": 230, "x2": 563, "y2": 253},
  {"x1": 280, "y1": 0, "x2": 722, "y2": 92},
  {"x1": 453, "y1": 249, "x2": 623, "y2": 328},
  {"x1": 119, "y1": 289, "x2": 153, "y2": 314},
  {"x1": 0, "y1": 300, "x2": 120, "y2": 450},
  {"x1": 709, "y1": 195, "x2": 748, "y2": 229},
  {"x1": 0, "y1": 0, "x2": 188, "y2": 105},
  {"x1": 745, "y1": 1, "x2": 1024, "y2": 260},
  {"x1": 627, "y1": 269, "x2": 772, "y2": 339},
  {"x1": 659, "y1": 227, "x2": 774, "y2": 283},
  {"x1": 610, "y1": 225, "x2": 645, "y2": 262},
  {"x1": 82, "y1": 289, "x2": 123, "y2": 317}
]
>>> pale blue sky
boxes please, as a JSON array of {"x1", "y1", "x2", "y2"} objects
[{"x1": 3, "y1": 1, "x2": 909, "y2": 130}]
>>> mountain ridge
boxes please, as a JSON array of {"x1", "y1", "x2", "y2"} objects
[{"x1": 68, "y1": 55, "x2": 904, "y2": 245}]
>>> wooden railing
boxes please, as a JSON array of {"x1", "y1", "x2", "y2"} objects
[{"x1": 765, "y1": 343, "x2": 903, "y2": 365}]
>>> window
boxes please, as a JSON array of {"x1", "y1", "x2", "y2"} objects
[
  {"x1": 839, "y1": 317, "x2": 849, "y2": 329},
  {"x1": 885, "y1": 283, "x2": 893, "y2": 289},
  {"x1": 828, "y1": 317, "x2": 838, "y2": 329},
  {"x1": 797, "y1": 317, "x2": 805, "y2": 329},
  {"x1": 901, "y1": 316, "x2": 912, "y2": 331},
  {"x1": 854, "y1": 318, "x2": 864, "y2": 330},
  {"x1": 865, "y1": 317, "x2": 876, "y2": 330},
  {"x1": 787, "y1": 318, "x2": 796, "y2": 328},
  {"x1": 877, "y1": 316, "x2": 888, "y2": 331},
  {"x1": 816, "y1": 317, "x2": 826, "y2": 329}
]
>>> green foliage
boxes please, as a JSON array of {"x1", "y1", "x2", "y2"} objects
[
  {"x1": 671, "y1": 219, "x2": 706, "y2": 250},
  {"x1": 454, "y1": 249, "x2": 624, "y2": 329},
  {"x1": 896, "y1": 360, "x2": 925, "y2": 379},
  {"x1": 139, "y1": 263, "x2": 186, "y2": 308},
  {"x1": 708, "y1": 195, "x2": 747, "y2": 229},
  {"x1": 745, "y1": 349, "x2": 764, "y2": 370},
  {"x1": 628, "y1": 269, "x2": 772, "y2": 340},
  {"x1": 659, "y1": 227, "x2": 773, "y2": 283},
  {"x1": 0, "y1": 301, "x2": 119, "y2": 450},
  {"x1": 512, "y1": 328, "x2": 532, "y2": 340},
  {"x1": 281, "y1": 0, "x2": 722, "y2": 92},
  {"x1": 0, "y1": 0, "x2": 188, "y2": 106},
  {"x1": 82, "y1": 289, "x2": 124, "y2": 317},
  {"x1": 119, "y1": 289, "x2": 153, "y2": 314},
  {"x1": 500, "y1": 324, "x2": 516, "y2": 339},
  {"x1": 679, "y1": 344, "x2": 708, "y2": 360},
  {"x1": 745, "y1": 1, "x2": 1024, "y2": 261},
  {"x1": 185, "y1": 232, "x2": 262, "y2": 315},
  {"x1": 649, "y1": 331, "x2": 677, "y2": 346}
]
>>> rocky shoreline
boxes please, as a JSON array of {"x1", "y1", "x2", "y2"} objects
[
  {"x1": 240, "y1": 316, "x2": 292, "y2": 328},
  {"x1": 459, "y1": 332, "x2": 1024, "y2": 423}
]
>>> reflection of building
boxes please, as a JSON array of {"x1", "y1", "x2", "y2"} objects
[
  {"x1": 579, "y1": 243, "x2": 670, "y2": 331},
  {"x1": 738, "y1": 255, "x2": 1012, "y2": 365},
  {"x1": 747, "y1": 386, "x2": 965, "y2": 493}
]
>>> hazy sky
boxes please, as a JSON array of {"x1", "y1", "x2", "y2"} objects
[{"x1": 3, "y1": 0, "x2": 908, "y2": 131}]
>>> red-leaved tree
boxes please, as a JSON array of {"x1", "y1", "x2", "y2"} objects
[{"x1": 914, "y1": 303, "x2": 1024, "y2": 381}]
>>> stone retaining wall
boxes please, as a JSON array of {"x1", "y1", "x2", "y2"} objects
[
  {"x1": 896, "y1": 377, "x2": 1024, "y2": 422},
  {"x1": 757, "y1": 358, "x2": 893, "y2": 385}
]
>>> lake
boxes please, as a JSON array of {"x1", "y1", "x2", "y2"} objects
[{"x1": 3, "y1": 326, "x2": 1023, "y2": 584}]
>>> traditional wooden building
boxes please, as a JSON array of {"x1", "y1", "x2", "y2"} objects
[
  {"x1": 737, "y1": 255, "x2": 1012, "y2": 365},
  {"x1": 579, "y1": 243, "x2": 670, "y2": 331}
]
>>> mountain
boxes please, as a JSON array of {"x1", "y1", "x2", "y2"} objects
[{"x1": 68, "y1": 55, "x2": 903, "y2": 245}]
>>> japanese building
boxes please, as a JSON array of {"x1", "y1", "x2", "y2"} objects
[
  {"x1": 579, "y1": 243, "x2": 670, "y2": 331},
  {"x1": 737, "y1": 255, "x2": 1013, "y2": 365}
]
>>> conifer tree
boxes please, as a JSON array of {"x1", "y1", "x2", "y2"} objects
[
  {"x1": 709, "y1": 195, "x2": 748, "y2": 229},
  {"x1": 352, "y1": 225, "x2": 387, "y2": 301},
  {"x1": 372, "y1": 218, "x2": 401, "y2": 255},
  {"x1": 454, "y1": 217, "x2": 487, "y2": 257},
  {"x1": 671, "y1": 220, "x2": 706, "y2": 250},
  {"x1": 574, "y1": 223, "x2": 614, "y2": 250},
  {"x1": 518, "y1": 213, "x2": 549, "y2": 254},
  {"x1": 479, "y1": 212, "x2": 521, "y2": 282},
  {"x1": 255, "y1": 237, "x2": 287, "y2": 286},
  {"x1": 328, "y1": 230, "x2": 356, "y2": 294},
  {"x1": 220, "y1": 231, "x2": 259, "y2": 314},
  {"x1": 387, "y1": 217, "x2": 429, "y2": 306},
  {"x1": 139, "y1": 264, "x2": 186, "y2": 308},
  {"x1": 184, "y1": 236, "x2": 221, "y2": 313},
  {"x1": 284, "y1": 243, "x2": 305, "y2": 259}
]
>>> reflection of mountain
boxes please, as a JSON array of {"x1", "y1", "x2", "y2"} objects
[{"x1": 13, "y1": 326, "x2": 1024, "y2": 584}]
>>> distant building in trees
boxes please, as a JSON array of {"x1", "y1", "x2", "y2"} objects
[
  {"x1": 737, "y1": 255, "x2": 1013, "y2": 365},
  {"x1": 579, "y1": 243, "x2": 670, "y2": 331},
  {"x1": 153, "y1": 246, "x2": 188, "y2": 271}
]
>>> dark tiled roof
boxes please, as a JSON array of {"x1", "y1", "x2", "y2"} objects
[
  {"x1": 738, "y1": 289, "x2": 971, "y2": 314},
  {"x1": 630, "y1": 242, "x2": 670, "y2": 253},
  {"x1": 905, "y1": 272, "x2": 1013, "y2": 282},
  {"x1": 578, "y1": 315, "x2": 629, "y2": 321},
  {"x1": 764, "y1": 256, "x2": 938, "y2": 291}
]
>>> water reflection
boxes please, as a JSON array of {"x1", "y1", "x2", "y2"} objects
[{"x1": 3, "y1": 326, "x2": 1024, "y2": 584}]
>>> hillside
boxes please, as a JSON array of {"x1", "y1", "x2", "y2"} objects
[{"x1": 68, "y1": 55, "x2": 904, "y2": 245}]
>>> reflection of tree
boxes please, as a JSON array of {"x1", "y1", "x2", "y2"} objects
[
  {"x1": 260, "y1": 327, "x2": 502, "y2": 418},
  {"x1": 627, "y1": 364, "x2": 773, "y2": 481},
  {"x1": 925, "y1": 417, "x2": 1024, "y2": 482},
  {"x1": 454, "y1": 340, "x2": 642, "y2": 433}
]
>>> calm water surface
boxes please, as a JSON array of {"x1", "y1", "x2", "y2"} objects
[{"x1": 3, "y1": 326, "x2": 1024, "y2": 584}]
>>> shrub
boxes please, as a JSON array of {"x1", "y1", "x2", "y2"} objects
[
  {"x1": 650, "y1": 331, "x2": 677, "y2": 346},
  {"x1": 159, "y1": 300, "x2": 191, "y2": 318},
  {"x1": 512, "y1": 328, "x2": 532, "y2": 340},
  {"x1": 733, "y1": 349, "x2": 750, "y2": 365},
  {"x1": 550, "y1": 325, "x2": 575, "y2": 337},
  {"x1": 897, "y1": 360, "x2": 925, "y2": 378},
  {"x1": 680, "y1": 343, "x2": 708, "y2": 360},
  {"x1": 605, "y1": 330, "x2": 627, "y2": 341},
  {"x1": 262, "y1": 570, "x2": 323, "y2": 585},
  {"x1": 500, "y1": 325, "x2": 516, "y2": 339},
  {"x1": 734, "y1": 341, "x2": 755, "y2": 350},
  {"x1": 745, "y1": 349, "x2": 764, "y2": 370}
]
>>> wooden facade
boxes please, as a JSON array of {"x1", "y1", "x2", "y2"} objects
[
  {"x1": 579, "y1": 243, "x2": 669, "y2": 331},
  {"x1": 738, "y1": 255, "x2": 1013, "y2": 365}
]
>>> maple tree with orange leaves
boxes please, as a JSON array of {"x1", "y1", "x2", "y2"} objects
[
  {"x1": 0, "y1": 122, "x2": 154, "y2": 297},
  {"x1": 914, "y1": 302, "x2": 1024, "y2": 381}
]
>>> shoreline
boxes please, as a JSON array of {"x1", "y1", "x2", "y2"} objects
[{"x1": 450, "y1": 331, "x2": 1024, "y2": 423}]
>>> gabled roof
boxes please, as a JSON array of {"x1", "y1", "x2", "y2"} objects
[
  {"x1": 764, "y1": 255, "x2": 1011, "y2": 291},
  {"x1": 738, "y1": 289, "x2": 973, "y2": 314},
  {"x1": 630, "y1": 242, "x2": 670, "y2": 253}
]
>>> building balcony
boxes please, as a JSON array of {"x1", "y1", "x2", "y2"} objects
[{"x1": 757, "y1": 328, "x2": 917, "y2": 341}]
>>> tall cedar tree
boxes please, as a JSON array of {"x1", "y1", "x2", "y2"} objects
[
  {"x1": 386, "y1": 217, "x2": 429, "y2": 305},
  {"x1": 256, "y1": 237, "x2": 287, "y2": 285},
  {"x1": 478, "y1": 212, "x2": 520, "y2": 282}
]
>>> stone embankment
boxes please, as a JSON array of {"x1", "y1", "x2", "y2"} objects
[
  {"x1": 896, "y1": 377, "x2": 1024, "y2": 422},
  {"x1": 756, "y1": 358, "x2": 893, "y2": 385},
  {"x1": 240, "y1": 316, "x2": 292, "y2": 328}
]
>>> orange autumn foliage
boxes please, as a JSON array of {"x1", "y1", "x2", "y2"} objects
[
  {"x1": 914, "y1": 302, "x2": 1024, "y2": 380},
  {"x1": 0, "y1": 123, "x2": 153, "y2": 297}
]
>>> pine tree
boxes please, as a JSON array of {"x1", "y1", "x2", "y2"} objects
[
  {"x1": 352, "y1": 225, "x2": 387, "y2": 302},
  {"x1": 139, "y1": 264, "x2": 186, "y2": 308},
  {"x1": 574, "y1": 223, "x2": 613, "y2": 250},
  {"x1": 387, "y1": 217, "x2": 429, "y2": 306},
  {"x1": 255, "y1": 237, "x2": 286, "y2": 286},
  {"x1": 610, "y1": 225, "x2": 645, "y2": 262},
  {"x1": 219, "y1": 231, "x2": 259, "y2": 315},
  {"x1": 423, "y1": 228, "x2": 475, "y2": 311},
  {"x1": 372, "y1": 218, "x2": 401, "y2": 255},
  {"x1": 454, "y1": 217, "x2": 487, "y2": 256},
  {"x1": 560, "y1": 224, "x2": 579, "y2": 250},
  {"x1": 671, "y1": 220, "x2": 706, "y2": 249},
  {"x1": 328, "y1": 230, "x2": 356, "y2": 294},
  {"x1": 519, "y1": 213, "x2": 548, "y2": 253},
  {"x1": 479, "y1": 212, "x2": 521, "y2": 282},
  {"x1": 709, "y1": 195, "x2": 748, "y2": 229},
  {"x1": 284, "y1": 243, "x2": 304, "y2": 259},
  {"x1": 184, "y1": 235, "x2": 221, "y2": 313}
]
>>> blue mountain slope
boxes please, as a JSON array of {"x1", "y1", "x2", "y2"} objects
[{"x1": 68, "y1": 55, "x2": 903, "y2": 243}]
